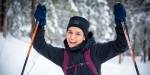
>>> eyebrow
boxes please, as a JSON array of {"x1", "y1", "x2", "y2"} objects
[
  {"x1": 67, "y1": 29, "x2": 82, "y2": 33},
  {"x1": 67, "y1": 30, "x2": 72, "y2": 32}
]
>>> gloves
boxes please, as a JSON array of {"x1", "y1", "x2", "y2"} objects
[
  {"x1": 113, "y1": 3, "x2": 126, "y2": 26},
  {"x1": 34, "y1": 4, "x2": 46, "y2": 28}
]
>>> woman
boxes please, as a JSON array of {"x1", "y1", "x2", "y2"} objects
[{"x1": 33, "y1": 4, "x2": 128, "y2": 75}]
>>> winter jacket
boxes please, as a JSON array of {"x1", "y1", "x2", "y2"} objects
[{"x1": 33, "y1": 26, "x2": 128, "y2": 75}]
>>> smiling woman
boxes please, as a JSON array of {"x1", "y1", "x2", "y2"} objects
[
  {"x1": 66, "y1": 27, "x2": 85, "y2": 48},
  {"x1": 33, "y1": 4, "x2": 128, "y2": 75},
  {"x1": 65, "y1": 16, "x2": 89, "y2": 49}
]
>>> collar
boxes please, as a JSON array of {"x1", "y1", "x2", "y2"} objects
[{"x1": 64, "y1": 39, "x2": 86, "y2": 52}]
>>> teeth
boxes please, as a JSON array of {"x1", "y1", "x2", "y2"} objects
[
  {"x1": 69, "y1": 41, "x2": 75, "y2": 43},
  {"x1": 68, "y1": 42, "x2": 77, "y2": 47},
  {"x1": 70, "y1": 42, "x2": 76, "y2": 45},
  {"x1": 71, "y1": 42, "x2": 76, "y2": 44}
]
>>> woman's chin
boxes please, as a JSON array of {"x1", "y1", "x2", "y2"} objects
[{"x1": 69, "y1": 44, "x2": 77, "y2": 48}]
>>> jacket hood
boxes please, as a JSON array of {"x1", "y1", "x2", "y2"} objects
[{"x1": 64, "y1": 32, "x2": 96, "y2": 52}]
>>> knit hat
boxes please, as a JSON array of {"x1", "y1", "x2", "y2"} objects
[{"x1": 67, "y1": 16, "x2": 89, "y2": 37}]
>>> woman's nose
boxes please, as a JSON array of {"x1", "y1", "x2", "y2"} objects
[{"x1": 70, "y1": 34, "x2": 76, "y2": 40}]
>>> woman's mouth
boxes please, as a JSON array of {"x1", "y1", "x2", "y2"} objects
[{"x1": 68, "y1": 41, "x2": 77, "y2": 47}]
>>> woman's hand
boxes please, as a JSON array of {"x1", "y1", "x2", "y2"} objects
[{"x1": 34, "y1": 4, "x2": 46, "y2": 27}]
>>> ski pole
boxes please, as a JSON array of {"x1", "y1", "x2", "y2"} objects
[
  {"x1": 114, "y1": 3, "x2": 140, "y2": 75},
  {"x1": 21, "y1": 21, "x2": 39, "y2": 75},
  {"x1": 122, "y1": 22, "x2": 140, "y2": 75}
]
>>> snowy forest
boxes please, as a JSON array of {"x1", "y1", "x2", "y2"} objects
[{"x1": 0, "y1": 0, "x2": 150, "y2": 75}]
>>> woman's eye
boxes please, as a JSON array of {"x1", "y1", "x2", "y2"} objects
[
  {"x1": 76, "y1": 33, "x2": 81, "y2": 35},
  {"x1": 68, "y1": 31, "x2": 73, "y2": 34}
]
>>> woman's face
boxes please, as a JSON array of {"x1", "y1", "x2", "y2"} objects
[{"x1": 66, "y1": 27, "x2": 85, "y2": 48}]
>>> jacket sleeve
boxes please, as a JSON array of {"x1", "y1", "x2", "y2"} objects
[
  {"x1": 92, "y1": 26, "x2": 128, "y2": 63},
  {"x1": 33, "y1": 29, "x2": 64, "y2": 67}
]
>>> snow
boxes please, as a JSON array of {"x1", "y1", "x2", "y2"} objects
[
  {"x1": 0, "y1": 33, "x2": 63, "y2": 75},
  {"x1": 97, "y1": 0, "x2": 108, "y2": 4},
  {"x1": 102, "y1": 57, "x2": 150, "y2": 75},
  {"x1": 0, "y1": 33, "x2": 150, "y2": 75},
  {"x1": 68, "y1": 0, "x2": 78, "y2": 12}
]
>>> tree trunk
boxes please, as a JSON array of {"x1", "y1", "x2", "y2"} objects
[
  {"x1": 0, "y1": 0, "x2": 2, "y2": 32},
  {"x1": 143, "y1": 48, "x2": 146, "y2": 63},
  {"x1": 142, "y1": 27, "x2": 147, "y2": 63},
  {"x1": 30, "y1": 0, "x2": 36, "y2": 37},
  {"x1": 2, "y1": 0, "x2": 9, "y2": 37},
  {"x1": 118, "y1": 54, "x2": 122, "y2": 64},
  {"x1": 3, "y1": 14, "x2": 7, "y2": 37},
  {"x1": 148, "y1": 48, "x2": 150, "y2": 61}
]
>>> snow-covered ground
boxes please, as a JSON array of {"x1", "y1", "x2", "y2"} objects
[{"x1": 0, "y1": 33, "x2": 150, "y2": 75}]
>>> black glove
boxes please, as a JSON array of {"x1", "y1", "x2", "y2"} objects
[
  {"x1": 34, "y1": 4, "x2": 46, "y2": 28},
  {"x1": 113, "y1": 3, "x2": 126, "y2": 26}
]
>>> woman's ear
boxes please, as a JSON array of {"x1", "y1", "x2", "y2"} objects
[{"x1": 83, "y1": 37, "x2": 86, "y2": 41}]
